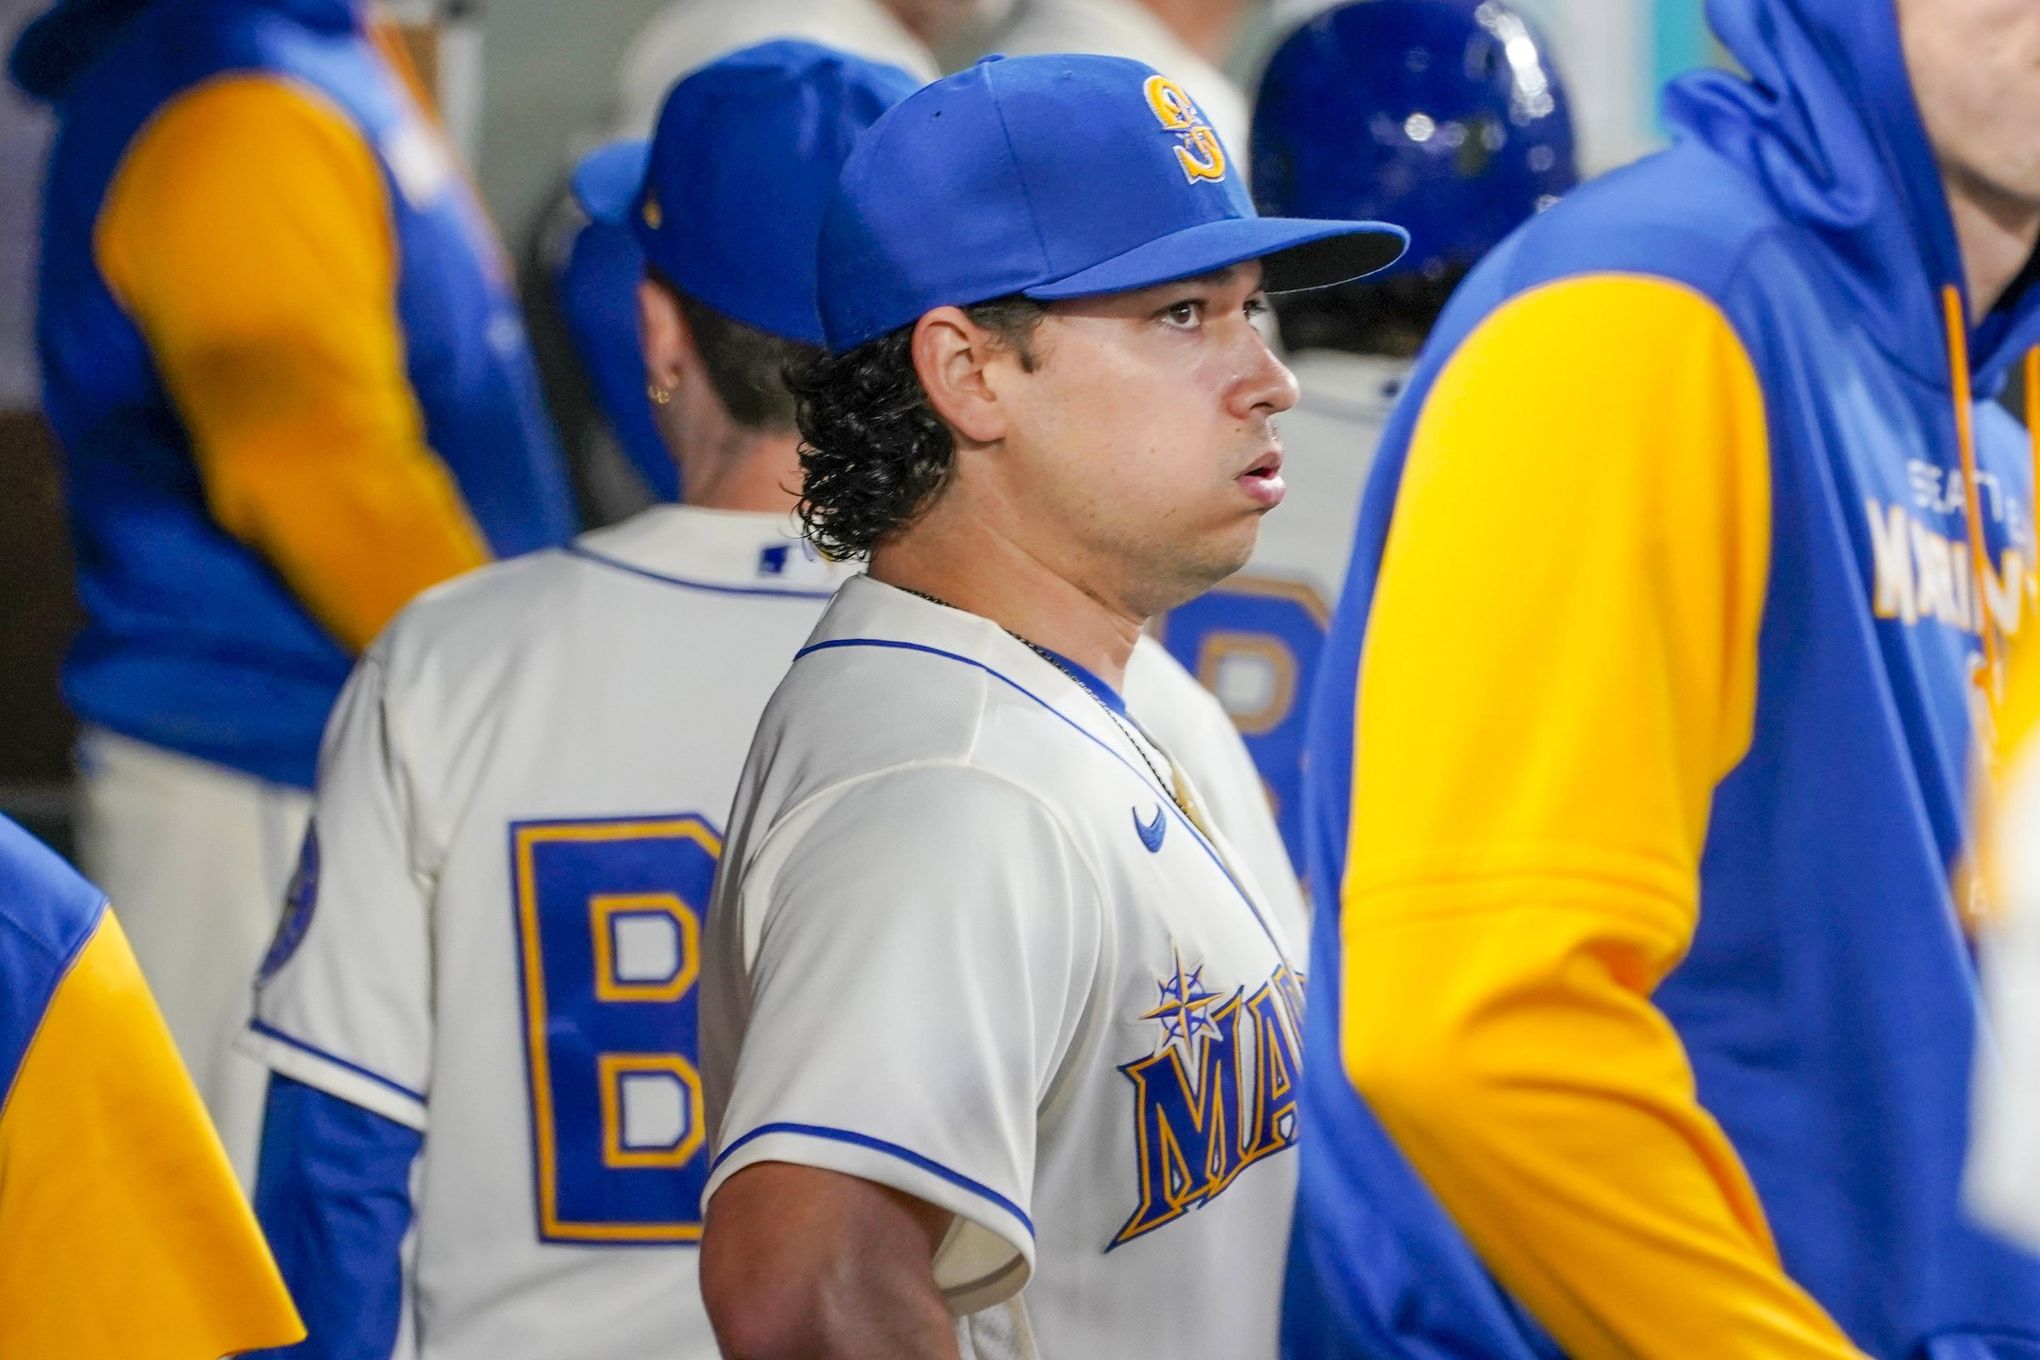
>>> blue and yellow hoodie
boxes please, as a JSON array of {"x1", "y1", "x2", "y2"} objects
[
  {"x1": 12, "y1": 0, "x2": 574, "y2": 789},
  {"x1": 0, "y1": 813, "x2": 304, "y2": 1353},
  {"x1": 1286, "y1": 0, "x2": 2040, "y2": 1355}
]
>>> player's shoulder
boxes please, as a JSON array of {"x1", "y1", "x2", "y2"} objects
[
  {"x1": 1489, "y1": 140, "x2": 1788, "y2": 302},
  {"x1": 0, "y1": 815, "x2": 106, "y2": 1003},
  {"x1": 1394, "y1": 140, "x2": 1809, "y2": 421},
  {"x1": 743, "y1": 576, "x2": 1151, "y2": 814},
  {"x1": 370, "y1": 545, "x2": 585, "y2": 674}
]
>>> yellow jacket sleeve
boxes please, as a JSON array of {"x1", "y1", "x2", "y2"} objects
[
  {"x1": 1341, "y1": 275, "x2": 1863, "y2": 1357},
  {"x1": 96, "y1": 74, "x2": 491, "y2": 653},
  {"x1": 0, "y1": 910, "x2": 304, "y2": 1357}
]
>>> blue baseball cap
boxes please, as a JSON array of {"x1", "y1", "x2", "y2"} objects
[
  {"x1": 572, "y1": 40, "x2": 920, "y2": 346},
  {"x1": 816, "y1": 53, "x2": 1409, "y2": 352}
]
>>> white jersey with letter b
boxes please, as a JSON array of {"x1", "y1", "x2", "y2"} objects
[{"x1": 245, "y1": 507, "x2": 853, "y2": 1360}]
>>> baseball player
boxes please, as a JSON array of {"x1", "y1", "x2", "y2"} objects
[
  {"x1": 696, "y1": 54, "x2": 1403, "y2": 1359},
  {"x1": 0, "y1": 812, "x2": 302, "y2": 1355},
  {"x1": 1286, "y1": 0, "x2": 2040, "y2": 1353},
  {"x1": 241, "y1": 42, "x2": 1300, "y2": 1360},
  {"x1": 1157, "y1": 0, "x2": 1577, "y2": 862},
  {"x1": 10, "y1": 0, "x2": 573, "y2": 1179}
]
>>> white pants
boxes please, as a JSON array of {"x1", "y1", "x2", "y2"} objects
[{"x1": 73, "y1": 727, "x2": 312, "y2": 1189}]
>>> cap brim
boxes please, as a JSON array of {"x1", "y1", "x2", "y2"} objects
[
  {"x1": 571, "y1": 139, "x2": 651, "y2": 226},
  {"x1": 1024, "y1": 217, "x2": 1408, "y2": 301}
]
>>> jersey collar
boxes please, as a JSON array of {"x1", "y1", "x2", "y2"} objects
[{"x1": 814, "y1": 575, "x2": 1150, "y2": 755}]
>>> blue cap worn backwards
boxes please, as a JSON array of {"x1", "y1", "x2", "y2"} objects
[
  {"x1": 817, "y1": 53, "x2": 1409, "y2": 352},
  {"x1": 573, "y1": 40, "x2": 920, "y2": 347}
]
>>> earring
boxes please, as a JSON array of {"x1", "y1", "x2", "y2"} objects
[{"x1": 646, "y1": 382, "x2": 672, "y2": 406}]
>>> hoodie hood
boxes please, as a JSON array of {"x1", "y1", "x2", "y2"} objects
[
  {"x1": 1664, "y1": 0, "x2": 2040, "y2": 389},
  {"x1": 8, "y1": 0, "x2": 358, "y2": 104}
]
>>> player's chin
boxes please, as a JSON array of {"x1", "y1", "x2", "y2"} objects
[{"x1": 1181, "y1": 518, "x2": 1262, "y2": 592}]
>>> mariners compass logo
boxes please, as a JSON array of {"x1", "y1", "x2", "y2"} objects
[
  {"x1": 1112, "y1": 948, "x2": 1304, "y2": 1246},
  {"x1": 1143, "y1": 75, "x2": 1227, "y2": 184}
]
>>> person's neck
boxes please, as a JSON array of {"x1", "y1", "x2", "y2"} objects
[
  {"x1": 1944, "y1": 163, "x2": 2040, "y2": 322},
  {"x1": 676, "y1": 419, "x2": 803, "y2": 514},
  {"x1": 869, "y1": 509, "x2": 1144, "y2": 692},
  {"x1": 1135, "y1": 0, "x2": 1244, "y2": 65}
]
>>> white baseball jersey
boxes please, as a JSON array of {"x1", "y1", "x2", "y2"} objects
[
  {"x1": 243, "y1": 506, "x2": 855, "y2": 1360},
  {"x1": 702, "y1": 575, "x2": 1306, "y2": 1360},
  {"x1": 243, "y1": 504, "x2": 1297, "y2": 1360},
  {"x1": 1154, "y1": 348, "x2": 1411, "y2": 867}
]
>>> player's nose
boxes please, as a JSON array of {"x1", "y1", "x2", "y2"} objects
[{"x1": 1229, "y1": 329, "x2": 1300, "y2": 421}]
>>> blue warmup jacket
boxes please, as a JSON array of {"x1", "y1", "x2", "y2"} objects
[
  {"x1": 14, "y1": 0, "x2": 573, "y2": 789},
  {"x1": 1286, "y1": 0, "x2": 2040, "y2": 1355}
]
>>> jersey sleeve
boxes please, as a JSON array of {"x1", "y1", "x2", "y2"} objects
[
  {"x1": 244, "y1": 649, "x2": 434, "y2": 1130},
  {"x1": 95, "y1": 75, "x2": 491, "y2": 654},
  {"x1": 251, "y1": 1073, "x2": 423, "y2": 1360},
  {"x1": 704, "y1": 764, "x2": 1103, "y2": 1314},
  {"x1": 1338, "y1": 276, "x2": 1862, "y2": 1357},
  {"x1": 0, "y1": 909, "x2": 305, "y2": 1357}
]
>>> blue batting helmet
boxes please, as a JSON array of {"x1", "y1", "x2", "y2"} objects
[{"x1": 1252, "y1": 0, "x2": 1578, "y2": 281}]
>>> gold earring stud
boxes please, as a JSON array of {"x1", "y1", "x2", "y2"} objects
[{"x1": 646, "y1": 382, "x2": 672, "y2": 406}]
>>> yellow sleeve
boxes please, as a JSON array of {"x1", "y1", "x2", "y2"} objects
[
  {"x1": 1982, "y1": 629, "x2": 2040, "y2": 911},
  {"x1": 2000, "y1": 632, "x2": 2040, "y2": 776},
  {"x1": 1341, "y1": 276, "x2": 1862, "y2": 1357},
  {"x1": 97, "y1": 75, "x2": 491, "y2": 653},
  {"x1": 0, "y1": 911, "x2": 304, "y2": 1357}
]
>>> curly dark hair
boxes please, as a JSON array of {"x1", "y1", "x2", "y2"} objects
[{"x1": 790, "y1": 297, "x2": 1044, "y2": 559}]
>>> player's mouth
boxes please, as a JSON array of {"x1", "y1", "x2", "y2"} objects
[{"x1": 1238, "y1": 448, "x2": 1285, "y2": 510}]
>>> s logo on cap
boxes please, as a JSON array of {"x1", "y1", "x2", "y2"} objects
[{"x1": 1144, "y1": 75, "x2": 1226, "y2": 184}]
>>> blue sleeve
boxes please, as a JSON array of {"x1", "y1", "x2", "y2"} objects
[
  {"x1": 553, "y1": 216, "x2": 680, "y2": 503},
  {"x1": 246, "y1": 1073, "x2": 423, "y2": 1360}
]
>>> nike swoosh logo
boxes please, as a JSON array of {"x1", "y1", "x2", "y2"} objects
[{"x1": 1133, "y1": 805, "x2": 1166, "y2": 853}]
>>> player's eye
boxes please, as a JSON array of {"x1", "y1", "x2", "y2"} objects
[
  {"x1": 1243, "y1": 295, "x2": 1270, "y2": 321},
  {"x1": 1159, "y1": 299, "x2": 1205, "y2": 329}
]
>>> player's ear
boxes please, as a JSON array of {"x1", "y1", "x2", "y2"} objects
[
  {"x1": 912, "y1": 306, "x2": 1010, "y2": 446},
  {"x1": 637, "y1": 275, "x2": 695, "y2": 392}
]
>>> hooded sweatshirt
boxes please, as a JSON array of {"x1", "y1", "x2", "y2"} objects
[
  {"x1": 10, "y1": 0, "x2": 572, "y2": 788},
  {"x1": 1285, "y1": 0, "x2": 2040, "y2": 1355}
]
